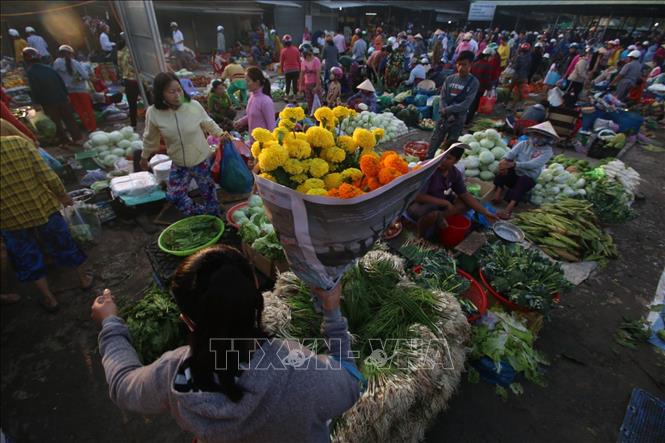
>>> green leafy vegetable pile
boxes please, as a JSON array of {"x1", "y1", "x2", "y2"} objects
[
  {"x1": 585, "y1": 177, "x2": 636, "y2": 224},
  {"x1": 614, "y1": 317, "x2": 651, "y2": 349},
  {"x1": 277, "y1": 251, "x2": 444, "y2": 378},
  {"x1": 469, "y1": 310, "x2": 549, "y2": 397},
  {"x1": 234, "y1": 195, "x2": 284, "y2": 261},
  {"x1": 399, "y1": 240, "x2": 477, "y2": 317},
  {"x1": 119, "y1": 285, "x2": 186, "y2": 363},
  {"x1": 479, "y1": 242, "x2": 572, "y2": 315},
  {"x1": 161, "y1": 217, "x2": 220, "y2": 251}
]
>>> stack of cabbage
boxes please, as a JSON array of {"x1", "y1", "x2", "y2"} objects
[
  {"x1": 339, "y1": 111, "x2": 408, "y2": 142},
  {"x1": 459, "y1": 129, "x2": 508, "y2": 182},
  {"x1": 530, "y1": 163, "x2": 586, "y2": 205},
  {"x1": 83, "y1": 126, "x2": 143, "y2": 168}
]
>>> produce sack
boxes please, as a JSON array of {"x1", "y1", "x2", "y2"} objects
[
  {"x1": 254, "y1": 152, "x2": 445, "y2": 289},
  {"x1": 212, "y1": 139, "x2": 254, "y2": 194},
  {"x1": 478, "y1": 88, "x2": 497, "y2": 115}
]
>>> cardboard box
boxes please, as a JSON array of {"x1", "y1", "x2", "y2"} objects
[{"x1": 241, "y1": 242, "x2": 289, "y2": 279}]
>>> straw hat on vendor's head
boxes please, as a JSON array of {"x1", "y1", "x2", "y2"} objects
[
  {"x1": 543, "y1": 53, "x2": 550, "y2": 59},
  {"x1": 357, "y1": 79, "x2": 375, "y2": 92},
  {"x1": 25, "y1": 26, "x2": 36, "y2": 33},
  {"x1": 525, "y1": 121, "x2": 560, "y2": 142},
  {"x1": 628, "y1": 50, "x2": 641, "y2": 59},
  {"x1": 415, "y1": 33, "x2": 423, "y2": 40},
  {"x1": 598, "y1": 47, "x2": 608, "y2": 54},
  {"x1": 170, "y1": 22, "x2": 178, "y2": 28},
  {"x1": 8, "y1": 28, "x2": 20, "y2": 37},
  {"x1": 463, "y1": 32, "x2": 473, "y2": 41},
  {"x1": 434, "y1": 29, "x2": 444, "y2": 36},
  {"x1": 217, "y1": 25, "x2": 224, "y2": 32}
]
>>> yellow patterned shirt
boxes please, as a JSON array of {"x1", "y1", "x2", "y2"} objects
[{"x1": 0, "y1": 136, "x2": 65, "y2": 230}]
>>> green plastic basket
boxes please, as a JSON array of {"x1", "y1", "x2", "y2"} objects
[{"x1": 157, "y1": 215, "x2": 225, "y2": 256}]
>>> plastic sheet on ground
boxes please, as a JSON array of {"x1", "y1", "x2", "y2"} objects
[
  {"x1": 254, "y1": 153, "x2": 445, "y2": 289},
  {"x1": 647, "y1": 269, "x2": 665, "y2": 352}
]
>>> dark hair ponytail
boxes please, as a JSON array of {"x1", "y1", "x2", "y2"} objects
[
  {"x1": 171, "y1": 245, "x2": 267, "y2": 401},
  {"x1": 246, "y1": 66, "x2": 271, "y2": 97}
]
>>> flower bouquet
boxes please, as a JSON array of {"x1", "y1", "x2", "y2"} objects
[{"x1": 251, "y1": 105, "x2": 445, "y2": 288}]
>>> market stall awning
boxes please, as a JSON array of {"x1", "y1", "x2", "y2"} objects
[
  {"x1": 153, "y1": 1, "x2": 264, "y2": 15},
  {"x1": 256, "y1": 0, "x2": 302, "y2": 7},
  {"x1": 315, "y1": 1, "x2": 371, "y2": 9}
]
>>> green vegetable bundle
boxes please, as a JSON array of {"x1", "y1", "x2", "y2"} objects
[
  {"x1": 585, "y1": 177, "x2": 636, "y2": 224},
  {"x1": 119, "y1": 285, "x2": 186, "y2": 363},
  {"x1": 470, "y1": 310, "x2": 549, "y2": 395},
  {"x1": 479, "y1": 242, "x2": 571, "y2": 314},
  {"x1": 161, "y1": 218, "x2": 219, "y2": 251},
  {"x1": 549, "y1": 154, "x2": 591, "y2": 173},
  {"x1": 235, "y1": 196, "x2": 284, "y2": 261},
  {"x1": 399, "y1": 240, "x2": 476, "y2": 317},
  {"x1": 469, "y1": 118, "x2": 500, "y2": 133},
  {"x1": 513, "y1": 198, "x2": 617, "y2": 264}
]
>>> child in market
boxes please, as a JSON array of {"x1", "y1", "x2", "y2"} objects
[
  {"x1": 326, "y1": 66, "x2": 343, "y2": 106},
  {"x1": 207, "y1": 80, "x2": 236, "y2": 131}
]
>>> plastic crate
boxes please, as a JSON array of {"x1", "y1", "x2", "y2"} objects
[{"x1": 74, "y1": 151, "x2": 99, "y2": 171}]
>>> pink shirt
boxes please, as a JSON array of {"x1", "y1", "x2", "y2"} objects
[
  {"x1": 301, "y1": 57, "x2": 321, "y2": 85},
  {"x1": 333, "y1": 34, "x2": 346, "y2": 53},
  {"x1": 237, "y1": 89, "x2": 275, "y2": 142}
]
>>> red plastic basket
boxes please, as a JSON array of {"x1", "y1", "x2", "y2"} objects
[
  {"x1": 226, "y1": 202, "x2": 248, "y2": 229},
  {"x1": 457, "y1": 269, "x2": 487, "y2": 322},
  {"x1": 479, "y1": 268, "x2": 560, "y2": 313},
  {"x1": 403, "y1": 141, "x2": 430, "y2": 161}
]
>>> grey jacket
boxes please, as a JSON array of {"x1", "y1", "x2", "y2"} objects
[
  {"x1": 504, "y1": 140, "x2": 553, "y2": 181},
  {"x1": 98, "y1": 308, "x2": 361, "y2": 443}
]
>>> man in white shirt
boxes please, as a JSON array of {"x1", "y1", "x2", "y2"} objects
[
  {"x1": 171, "y1": 22, "x2": 185, "y2": 52},
  {"x1": 99, "y1": 24, "x2": 116, "y2": 63},
  {"x1": 25, "y1": 26, "x2": 50, "y2": 63},
  {"x1": 216, "y1": 25, "x2": 226, "y2": 52}
]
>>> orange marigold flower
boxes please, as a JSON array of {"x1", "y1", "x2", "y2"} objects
[
  {"x1": 367, "y1": 177, "x2": 381, "y2": 191},
  {"x1": 378, "y1": 166, "x2": 402, "y2": 185},
  {"x1": 379, "y1": 150, "x2": 399, "y2": 164},
  {"x1": 383, "y1": 154, "x2": 409, "y2": 174},
  {"x1": 359, "y1": 154, "x2": 380, "y2": 178},
  {"x1": 328, "y1": 183, "x2": 364, "y2": 199}
]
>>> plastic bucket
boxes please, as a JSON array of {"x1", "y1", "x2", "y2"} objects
[{"x1": 439, "y1": 214, "x2": 470, "y2": 247}]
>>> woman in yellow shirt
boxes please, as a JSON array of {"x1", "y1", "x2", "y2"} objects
[
  {"x1": 497, "y1": 38, "x2": 510, "y2": 68},
  {"x1": 141, "y1": 72, "x2": 230, "y2": 216},
  {"x1": 9, "y1": 29, "x2": 28, "y2": 64}
]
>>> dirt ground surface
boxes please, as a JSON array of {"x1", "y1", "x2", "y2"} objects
[{"x1": 2, "y1": 109, "x2": 665, "y2": 442}]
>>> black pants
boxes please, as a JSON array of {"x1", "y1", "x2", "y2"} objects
[
  {"x1": 428, "y1": 113, "x2": 464, "y2": 158},
  {"x1": 466, "y1": 87, "x2": 487, "y2": 125},
  {"x1": 564, "y1": 81, "x2": 584, "y2": 107},
  {"x1": 285, "y1": 71, "x2": 299, "y2": 96},
  {"x1": 124, "y1": 79, "x2": 140, "y2": 127}
]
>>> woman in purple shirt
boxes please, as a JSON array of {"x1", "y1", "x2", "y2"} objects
[{"x1": 234, "y1": 67, "x2": 275, "y2": 142}]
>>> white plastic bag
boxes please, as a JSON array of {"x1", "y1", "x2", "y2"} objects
[
  {"x1": 153, "y1": 160, "x2": 173, "y2": 184},
  {"x1": 110, "y1": 171, "x2": 158, "y2": 196},
  {"x1": 310, "y1": 93, "x2": 322, "y2": 115}
]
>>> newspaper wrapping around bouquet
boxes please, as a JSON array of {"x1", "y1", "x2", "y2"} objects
[{"x1": 254, "y1": 152, "x2": 446, "y2": 289}]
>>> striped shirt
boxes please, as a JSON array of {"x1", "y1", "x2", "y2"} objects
[{"x1": 1, "y1": 136, "x2": 65, "y2": 230}]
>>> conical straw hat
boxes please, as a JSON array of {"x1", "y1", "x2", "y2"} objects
[
  {"x1": 525, "y1": 121, "x2": 560, "y2": 141},
  {"x1": 357, "y1": 79, "x2": 375, "y2": 92}
]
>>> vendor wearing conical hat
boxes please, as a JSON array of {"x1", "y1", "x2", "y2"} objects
[
  {"x1": 346, "y1": 79, "x2": 378, "y2": 112},
  {"x1": 492, "y1": 121, "x2": 558, "y2": 219}
]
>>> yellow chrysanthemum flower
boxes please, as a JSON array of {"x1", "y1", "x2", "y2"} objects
[
  {"x1": 285, "y1": 138, "x2": 312, "y2": 159},
  {"x1": 283, "y1": 158, "x2": 304, "y2": 175},
  {"x1": 273, "y1": 126, "x2": 292, "y2": 143},
  {"x1": 251, "y1": 128, "x2": 274, "y2": 143},
  {"x1": 295, "y1": 132, "x2": 308, "y2": 142},
  {"x1": 251, "y1": 141, "x2": 262, "y2": 158},
  {"x1": 258, "y1": 145, "x2": 289, "y2": 172},
  {"x1": 337, "y1": 135, "x2": 358, "y2": 154},
  {"x1": 296, "y1": 178, "x2": 326, "y2": 194},
  {"x1": 322, "y1": 146, "x2": 346, "y2": 163},
  {"x1": 323, "y1": 173, "x2": 343, "y2": 190},
  {"x1": 371, "y1": 128, "x2": 385, "y2": 142},
  {"x1": 352, "y1": 128, "x2": 376, "y2": 150},
  {"x1": 332, "y1": 106, "x2": 350, "y2": 120},
  {"x1": 342, "y1": 167, "x2": 363, "y2": 183},
  {"x1": 290, "y1": 174, "x2": 308, "y2": 184},
  {"x1": 348, "y1": 109, "x2": 357, "y2": 118},
  {"x1": 314, "y1": 106, "x2": 337, "y2": 130},
  {"x1": 306, "y1": 126, "x2": 335, "y2": 149},
  {"x1": 306, "y1": 188, "x2": 328, "y2": 196},
  {"x1": 308, "y1": 158, "x2": 330, "y2": 178},
  {"x1": 259, "y1": 173, "x2": 276, "y2": 182}
]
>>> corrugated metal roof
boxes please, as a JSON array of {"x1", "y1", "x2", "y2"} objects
[{"x1": 256, "y1": 0, "x2": 302, "y2": 7}]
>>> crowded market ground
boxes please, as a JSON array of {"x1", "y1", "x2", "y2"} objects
[{"x1": 1, "y1": 1, "x2": 665, "y2": 442}]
